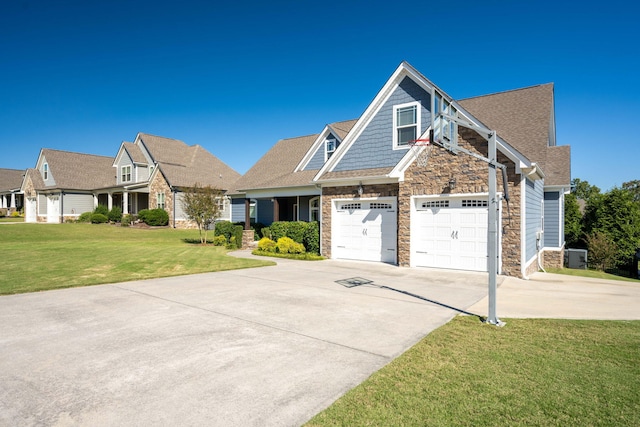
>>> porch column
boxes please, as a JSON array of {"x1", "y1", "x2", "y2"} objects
[
  {"x1": 244, "y1": 198, "x2": 251, "y2": 230},
  {"x1": 10, "y1": 193, "x2": 16, "y2": 209},
  {"x1": 1, "y1": 195, "x2": 5, "y2": 209},
  {"x1": 123, "y1": 191, "x2": 129, "y2": 215},
  {"x1": 273, "y1": 198, "x2": 279, "y2": 222},
  {"x1": 108, "y1": 193, "x2": 113, "y2": 210},
  {"x1": 93, "y1": 194, "x2": 98, "y2": 209}
]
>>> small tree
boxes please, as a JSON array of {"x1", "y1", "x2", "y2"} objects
[
  {"x1": 181, "y1": 184, "x2": 224, "y2": 244},
  {"x1": 585, "y1": 231, "x2": 618, "y2": 271}
]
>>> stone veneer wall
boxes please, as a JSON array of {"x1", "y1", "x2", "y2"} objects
[
  {"x1": 321, "y1": 183, "x2": 399, "y2": 260},
  {"x1": 398, "y1": 128, "x2": 524, "y2": 277},
  {"x1": 149, "y1": 173, "x2": 174, "y2": 226},
  {"x1": 542, "y1": 246, "x2": 565, "y2": 269}
]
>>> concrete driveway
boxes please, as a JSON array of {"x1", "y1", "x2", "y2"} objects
[{"x1": 0, "y1": 253, "x2": 489, "y2": 427}]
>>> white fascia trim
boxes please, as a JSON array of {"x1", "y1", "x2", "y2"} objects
[
  {"x1": 390, "y1": 126, "x2": 433, "y2": 180},
  {"x1": 314, "y1": 63, "x2": 435, "y2": 182},
  {"x1": 520, "y1": 177, "x2": 528, "y2": 279},
  {"x1": 112, "y1": 142, "x2": 128, "y2": 167},
  {"x1": 243, "y1": 186, "x2": 321, "y2": 199},
  {"x1": 296, "y1": 126, "x2": 336, "y2": 172},
  {"x1": 544, "y1": 184, "x2": 571, "y2": 193}
]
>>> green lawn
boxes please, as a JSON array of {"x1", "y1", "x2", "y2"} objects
[
  {"x1": 0, "y1": 223, "x2": 274, "y2": 295},
  {"x1": 307, "y1": 316, "x2": 640, "y2": 426},
  {"x1": 0, "y1": 217, "x2": 24, "y2": 222},
  {"x1": 546, "y1": 267, "x2": 639, "y2": 283}
]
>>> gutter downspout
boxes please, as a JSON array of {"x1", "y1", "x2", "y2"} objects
[{"x1": 173, "y1": 188, "x2": 177, "y2": 228}]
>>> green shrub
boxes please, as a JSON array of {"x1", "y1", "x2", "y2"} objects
[
  {"x1": 94, "y1": 205, "x2": 109, "y2": 216},
  {"x1": 0, "y1": 208, "x2": 7, "y2": 217},
  {"x1": 253, "y1": 222, "x2": 267, "y2": 241},
  {"x1": 261, "y1": 226, "x2": 271, "y2": 239},
  {"x1": 90, "y1": 213, "x2": 108, "y2": 224},
  {"x1": 258, "y1": 237, "x2": 277, "y2": 252},
  {"x1": 121, "y1": 214, "x2": 132, "y2": 227},
  {"x1": 213, "y1": 235, "x2": 227, "y2": 246},
  {"x1": 303, "y1": 221, "x2": 320, "y2": 254},
  {"x1": 288, "y1": 221, "x2": 309, "y2": 244},
  {"x1": 276, "y1": 236, "x2": 305, "y2": 254},
  {"x1": 108, "y1": 206, "x2": 122, "y2": 223},
  {"x1": 77, "y1": 211, "x2": 92, "y2": 223},
  {"x1": 137, "y1": 209, "x2": 149, "y2": 223},
  {"x1": 269, "y1": 222, "x2": 289, "y2": 241},
  {"x1": 215, "y1": 221, "x2": 236, "y2": 241},
  {"x1": 11, "y1": 211, "x2": 21, "y2": 218},
  {"x1": 142, "y1": 208, "x2": 169, "y2": 226}
]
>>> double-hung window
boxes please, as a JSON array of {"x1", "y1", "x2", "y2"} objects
[
  {"x1": 393, "y1": 102, "x2": 420, "y2": 148},
  {"x1": 43, "y1": 163, "x2": 48, "y2": 180},
  {"x1": 326, "y1": 138, "x2": 337, "y2": 160},
  {"x1": 121, "y1": 165, "x2": 132, "y2": 183},
  {"x1": 157, "y1": 192, "x2": 165, "y2": 210}
]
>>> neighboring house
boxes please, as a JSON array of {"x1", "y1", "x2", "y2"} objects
[
  {"x1": 232, "y1": 61, "x2": 571, "y2": 278},
  {"x1": 22, "y1": 133, "x2": 240, "y2": 227},
  {"x1": 0, "y1": 168, "x2": 26, "y2": 214}
]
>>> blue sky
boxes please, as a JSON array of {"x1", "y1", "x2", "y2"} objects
[{"x1": 1, "y1": 0, "x2": 637, "y2": 191}]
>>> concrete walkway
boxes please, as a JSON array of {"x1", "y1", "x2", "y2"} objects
[{"x1": 468, "y1": 270, "x2": 640, "y2": 320}]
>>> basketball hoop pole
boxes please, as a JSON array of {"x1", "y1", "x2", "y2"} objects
[{"x1": 433, "y1": 113, "x2": 504, "y2": 326}]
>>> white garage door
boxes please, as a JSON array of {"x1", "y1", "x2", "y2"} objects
[
  {"x1": 25, "y1": 197, "x2": 37, "y2": 223},
  {"x1": 412, "y1": 197, "x2": 489, "y2": 272},
  {"x1": 333, "y1": 198, "x2": 397, "y2": 263}
]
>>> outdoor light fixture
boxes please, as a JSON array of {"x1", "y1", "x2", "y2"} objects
[
  {"x1": 358, "y1": 182, "x2": 364, "y2": 196},
  {"x1": 448, "y1": 177, "x2": 457, "y2": 189}
]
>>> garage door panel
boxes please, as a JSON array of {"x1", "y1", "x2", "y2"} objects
[
  {"x1": 412, "y1": 198, "x2": 489, "y2": 272},
  {"x1": 333, "y1": 199, "x2": 397, "y2": 263}
]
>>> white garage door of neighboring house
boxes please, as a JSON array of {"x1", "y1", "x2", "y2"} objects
[
  {"x1": 333, "y1": 198, "x2": 397, "y2": 263},
  {"x1": 25, "y1": 197, "x2": 36, "y2": 223},
  {"x1": 412, "y1": 197, "x2": 494, "y2": 272},
  {"x1": 47, "y1": 195, "x2": 60, "y2": 223}
]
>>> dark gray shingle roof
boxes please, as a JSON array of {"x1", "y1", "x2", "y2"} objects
[{"x1": 39, "y1": 149, "x2": 116, "y2": 190}]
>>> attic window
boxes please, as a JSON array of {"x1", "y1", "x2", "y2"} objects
[
  {"x1": 393, "y1": 102, "x2": 420, "y2": 148},
  {"x1": 326, "y1": 138, "x2": 337, "y2": 160},
  {"x1": 43, "y1": 163, "x2": 48, "y2": 180},
  {"x1": 121, "y1": 165, "x2": 132, "y2": 182}
]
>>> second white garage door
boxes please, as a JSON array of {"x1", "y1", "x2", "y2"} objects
[
  {"x1": 412, "y1": 197, "x2": 490, "y2": 272},
  {"x1": 332, "y1": 198, "x2": 397, "y2": 263}
]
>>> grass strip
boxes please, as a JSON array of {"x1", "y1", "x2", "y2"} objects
[{"x1": 307, "y1": 316, "x2": 640, "y2": 426}]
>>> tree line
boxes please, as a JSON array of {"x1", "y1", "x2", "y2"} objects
[{"x1": 565, "y1": 179, "x2": 640, "y2": 274}]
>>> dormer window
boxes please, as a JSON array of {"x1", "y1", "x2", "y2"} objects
[
  {"x1": 121, "y1": 165, "x2": 132, "y2": 182},
  {"x1": 326, "y1": 138, "x2": 337, "y2": 160},
  {"x1": 43, "y1": 163, "x2": 48, "y2": 180},
  {"x1": 393, "y1": 102, "x2": 420, "y2": 148}
]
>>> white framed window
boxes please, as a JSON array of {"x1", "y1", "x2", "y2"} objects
[
  {"x1": 43, "y1": 163, "x2": 48, "y2": 180},
  {"x1": 157, "y1": 192, "x2": 165, "y2": 210},
  {"x1": 393, "y1": 102, "x2": 420, "y2": 149},
  {"x1": 309, "y1": 196, "x2": 320, "y2": 222},
  {"x1": 325, "y1": 138, "x2": 337, "y2": 160},
  {"x1": 249, "y1": 199, "x2": 257, "y2": 221},
  {"x1": 121, "y1": 165, "x2": 132, "y2": 182}
]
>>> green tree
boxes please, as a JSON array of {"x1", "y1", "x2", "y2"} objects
[
  {"x1": 583, "y1": 187, "x2": 640, "y2": 267},
  {"x1": 622, "y1": 180, "x2": 640, "y2": 203},
  {"x1": 181, "y1": 184, "x2": 224, "y2": 244},
  {"x1": 585, "y1": 231, "x2": 618, "y2": 271},
  {"x1": 571, "y1": 178, "x2": 600, "y2": 201},
  {"x1": 564, "y1": 193, "x2": 583, "y2": 247}
]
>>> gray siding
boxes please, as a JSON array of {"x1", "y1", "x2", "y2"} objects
[
  {"x1": 304, "y1": 132, "x2": 338, "y2": 171},
  {"x1": 544, "y1": 191, "x2": 561, "y2": 248},
  {"x1": 334, "y1": 76, "x2": 431, "y2": 172},
  {"x1": 116, "y1": 152, "x2": 134, "y2": 186},
  {"x1": 257, "y1": 199, "x2": 273, "y2": 224},
  {"x1": 63, "y1": 193, "x2": 94, "y2": 215},
  {"x1": 231, "y1": 198, "x2": 246, "y2": 223},
  {"x1": 298, "y1": 195, "x2": 312, "y2": 220},
  {"x1": 175, "y1": 192, "x2": 187, "y2": 220},
  {"x1": 41, "y1": 156, "x2": 56, "y2": 187},
  {"x1": 525, "y1": 179, "x2": 544, "y2": 260},
  {"x1": 137, "y1": 165, "x2": 150, "y2": 182},
  {"x1": 38, "y1": 194, "x2": 47, "y2": 214}
]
